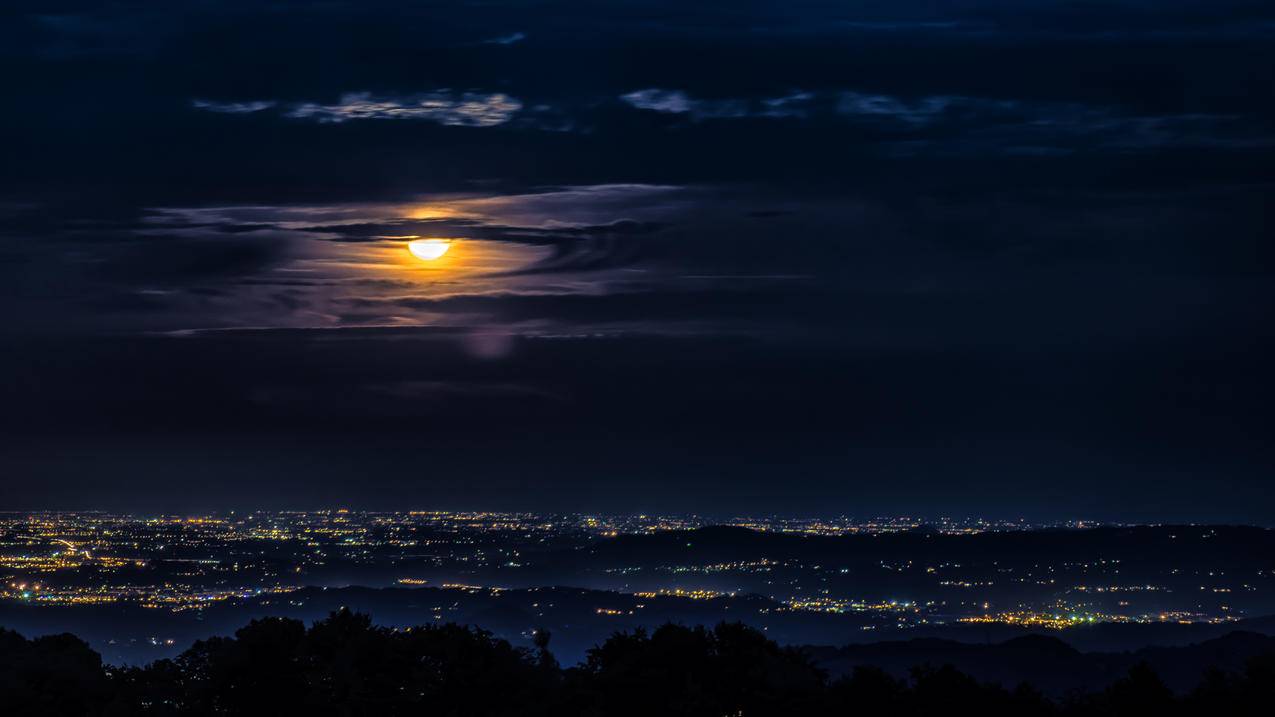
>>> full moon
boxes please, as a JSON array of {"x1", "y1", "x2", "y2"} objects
[{"x1": 407, "y1": 239, "x2": 451, "y2": 261}]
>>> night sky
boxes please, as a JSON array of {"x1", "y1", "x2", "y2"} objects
[{"x1": 1, "y1": 1, "x2": 1273, "y2": 521}]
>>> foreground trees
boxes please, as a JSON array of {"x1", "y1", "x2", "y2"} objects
[{"x1": 0, "y1": 611, "x2": 1273, "y2": 716}]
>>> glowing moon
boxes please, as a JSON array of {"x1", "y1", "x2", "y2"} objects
[{"x1": 407, "y1": 239, "x2": 451, "y2": 261}]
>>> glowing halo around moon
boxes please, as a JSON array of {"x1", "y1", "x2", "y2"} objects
[{"x1": 407, "y1": 238, "x2": 451, "y2": 261}]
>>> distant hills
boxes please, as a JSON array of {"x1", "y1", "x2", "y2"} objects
[{"x1": 809, "y1": 630, "x2": 1275, "y2": 696}]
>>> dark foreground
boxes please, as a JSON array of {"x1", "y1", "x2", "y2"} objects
[{"x1": 3, "y1": 610, "x2": 1273, "y2": 716}]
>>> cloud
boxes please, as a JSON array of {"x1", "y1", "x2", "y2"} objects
[
  {"x1": 615, "y1": 87, "x2": 1270, "y2": 154},
  {"x1": 284, "y1": 91, "x2": 522, "y2": 126},
  {"x1": 620, "y1": 89, "x2": 749, "y2": 119},
  {"x1": 835, "y1": 92, "x2": 960, "y2": 124},
  {"x1": 483, "y1": 31, "x2": 526, "y2": 45},
  {"x1": 619, "y1": 88, "x2": 994, "y2": 125},
  {"x1": 191, "y1": 91, "x2": 523, "y2": 127},
  {"x1": 618, "y1": 87, "x2": 1027, "y2": 129},
  {"x1": 760, "y1": 91, "x2": 816, "y2": 118},
  {"x1": 621, "y1": 89, "x2": 695, "y2": 114},
  {"x1": 190, "y1": 99, "x2": 276, "y2": 114},
  {"x1": 345, "y1": 286, "x2": 814, "y2": 329}
]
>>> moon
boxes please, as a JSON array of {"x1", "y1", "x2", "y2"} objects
[{"x1": 407, "y1": 239, "x2": 451, "y2": 261}]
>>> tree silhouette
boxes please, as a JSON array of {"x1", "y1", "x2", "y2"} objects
[{"x1": 0, "y1": 627, "x2": 111, "y2": 715}]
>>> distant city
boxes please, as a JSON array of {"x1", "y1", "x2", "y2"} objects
[{"x1": 2, "y1": 511, "x2": 1270, "y2": 665}]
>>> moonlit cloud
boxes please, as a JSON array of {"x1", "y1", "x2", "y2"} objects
[
  {"x1": 621, "y1": 89, "x2": 695, "y2": 114},
  {"x1": 192, "y1": 92, "x2": 524, "y2": 127},
  {"x1": 285, "y1": 91, "x2": 522, "y2": 126},
  {"x1": 620, "y1": 89, "x2": 749, "y2": 119},
  {"x1": 68, "y1": 184, "x2": 696, "y2": 335},
  {"x1": 620, "y1": 88, "x2": 945, "y2": 123}
]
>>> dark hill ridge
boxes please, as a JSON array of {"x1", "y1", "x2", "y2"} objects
[{"x1": 806, "y1": 630, "x2": 1275, "y2": 696}]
